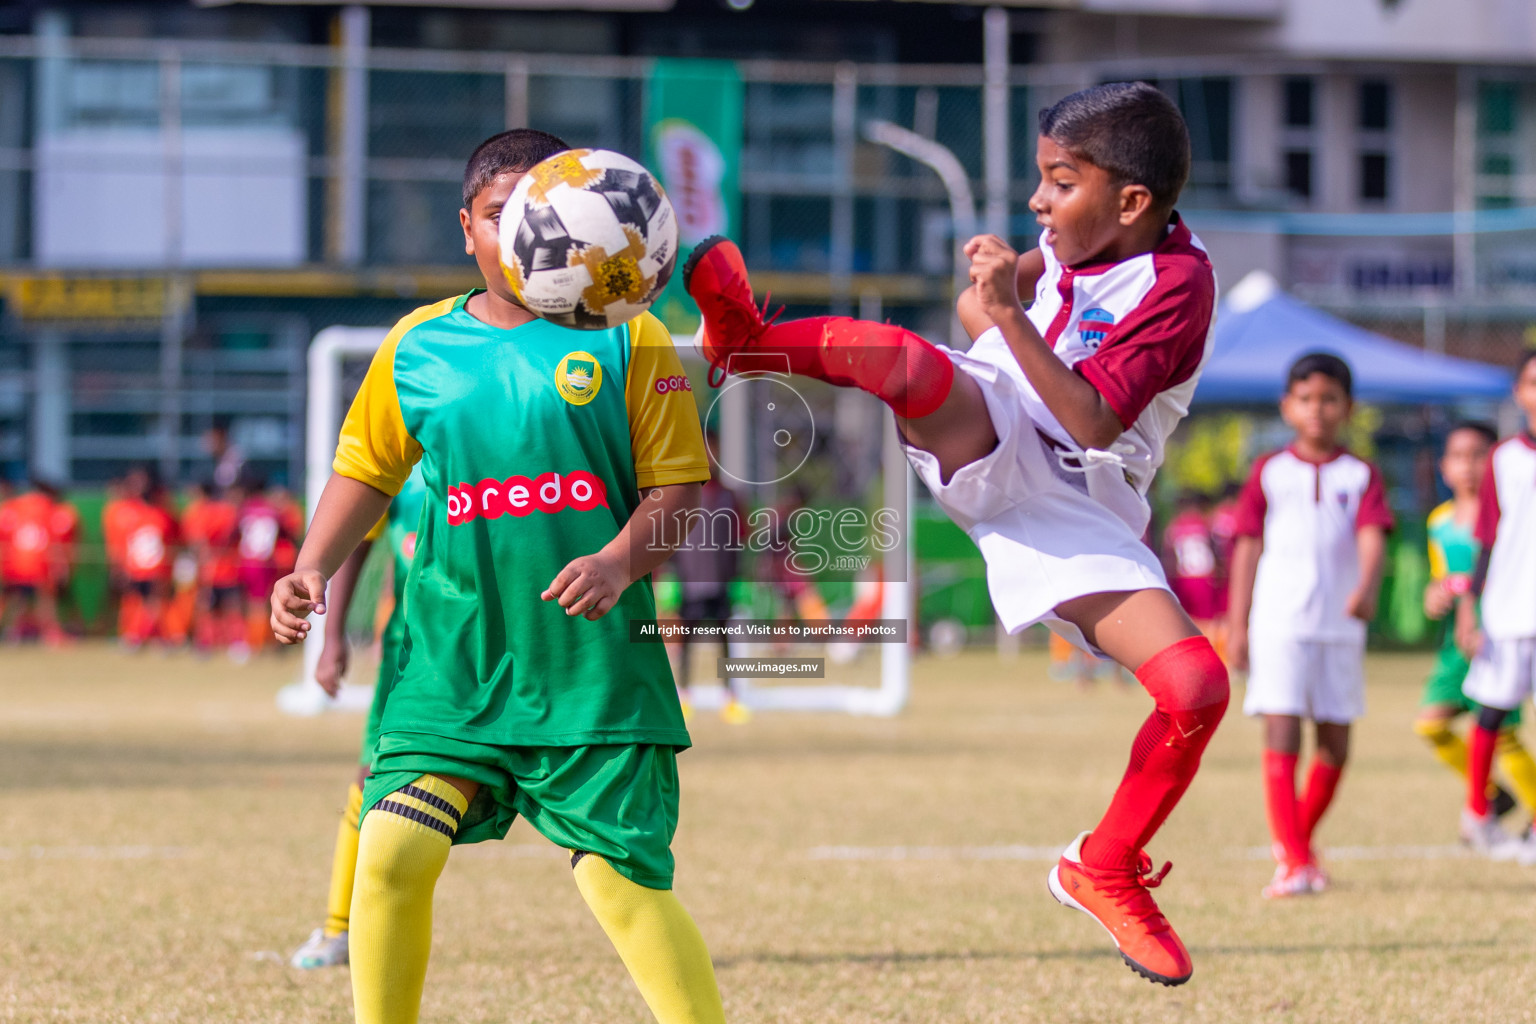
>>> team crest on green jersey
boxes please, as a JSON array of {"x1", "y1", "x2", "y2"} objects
[{"x1": 555, "y1": 351, "x2": 603, "y2": 405}]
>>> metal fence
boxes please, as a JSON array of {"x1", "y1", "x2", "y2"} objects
[
  {"x1": 0, "y1": 35, "x2": 1015, "y2": 276},
  {"x1": 0, "y1": 31, "x2": 1534, "y2": 487},
  {"x1": 0, "y1": 33, "x2": 1025, "y2": 486}
]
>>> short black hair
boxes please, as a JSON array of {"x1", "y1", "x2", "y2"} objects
[
  {"x1": 1286, "y1": 351, "x2": 1354, "y2": 397},
  {"x1": 1447, "y1": 420, "x2": 1498, "y2": 447},
  {"x1": 1038, "y1": 82, "x2": 1191, "y2": 211},
  {"x1": 462, "y1": 129, "x2": 570, "y2": 207},
  {"x1": 1516, "y1": 348, "x2": 1536, "y2": 377}
]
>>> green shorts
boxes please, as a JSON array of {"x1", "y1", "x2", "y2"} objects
[
  {"x1": 361, "y1": 738, "x2": 681, "y2": 890},
  {"x1": 1421, "y1": 636, "x2": 1523, "y2": 724}
]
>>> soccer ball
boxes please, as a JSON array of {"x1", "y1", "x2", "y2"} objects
[{"x1": 499, "y1": 148, "x2": 678, "y2": 330}]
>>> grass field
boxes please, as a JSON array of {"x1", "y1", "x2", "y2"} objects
[{"x1": 4, "y1": 643, "x2": 1536, "y2": 1023}]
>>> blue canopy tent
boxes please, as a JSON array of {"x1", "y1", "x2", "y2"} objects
[{"x1": 1193, "y1": 272, "x2": 1512, "y2": 405}]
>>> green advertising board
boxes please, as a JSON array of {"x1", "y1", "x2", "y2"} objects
[{"x1": 644, "y1": 58, "x2": 743, "y2": 335}]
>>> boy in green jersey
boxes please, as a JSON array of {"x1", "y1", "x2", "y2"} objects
[
  {"x1": 270, "y1": 130, "x2": 724, "y2": 1024},
  {"x1": 1417, "y1": 422, "x2": 1536, "y2": 852},
  {"x1": 289, "y1": 465, "x2": 426, "y2": 970}
]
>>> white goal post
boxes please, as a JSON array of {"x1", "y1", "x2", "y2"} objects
[
  {"x1": 276, "y1": 324, "x2": 911, "y2": 717},
  {"x1": 276, "y1": 326, "x2": 392, "y2": 716}
]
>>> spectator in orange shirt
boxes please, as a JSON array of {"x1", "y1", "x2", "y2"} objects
[
  {"x1": 0, "y1": 479, "x2": 75, "y2": 645},
  {"x1": 102, "y1": 467, "x2": 149, "y2": 606},
  {"x1": 115, "y1": 468, "x2": 180, "y2": 648},
  {"x1": 182, "y1": 480, "x2": 243, "y2": 655}
]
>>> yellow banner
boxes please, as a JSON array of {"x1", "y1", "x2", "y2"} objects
[{"x1": 6, "y1": 275, "x2": 167, "y2": 321}]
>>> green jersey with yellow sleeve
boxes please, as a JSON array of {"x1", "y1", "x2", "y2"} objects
[
  {"x1": 1426, "y1": 499, "x2": 1477, "y2": 585},
  {"x1": 1418, "y1": 498, "x2": 1520, "y2": 721},
  {"x1": 334, "y1": 292, "x2": 707, "y2": 751}
]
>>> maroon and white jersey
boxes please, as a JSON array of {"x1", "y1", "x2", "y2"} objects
[
  {"x1": 1476, "y1": 435, "x2": 1536, "y2": 640},
  {"x1": 977, "y1": 213, "x2": 1216, "y2": 501},
  {"x1": 1234, "y1": 446, "x2": 1395, "y2": 641}
]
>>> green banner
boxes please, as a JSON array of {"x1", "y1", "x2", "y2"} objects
[{"x1": 644, "y1": 58, "x2": 743, "y2": 335}]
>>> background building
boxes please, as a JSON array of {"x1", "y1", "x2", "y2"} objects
[{"x1": 0, "y1": 0, "x2": 1532, "y2": 487}]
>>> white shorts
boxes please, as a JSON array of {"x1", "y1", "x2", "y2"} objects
[
  {"x1": 1242, "y1": 634, "x2": 1366, "y2": 724},
  {"x1": 1463, "y1": 637, "x2": 1536, "y2": 711},
  {"x1": 903, "y1": 344, "x2": 1168, "y2": 651}
]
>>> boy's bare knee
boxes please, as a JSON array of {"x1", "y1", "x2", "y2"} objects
[{"x1": 1264, "y1": 714, "x2": 1304, "y2": 754}]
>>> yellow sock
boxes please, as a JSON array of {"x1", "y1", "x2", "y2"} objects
[
  {"x1": 1496, "y1": 730, "x2": 1536, "y2": 813},
  {"x1": 350, "y1": 775, "x2": 467, "y2": 1024},
  {"x1": 323, "y1": 783, "x2": 365, "y2": 936},
  {"x1": 1414, "y1": 718, "x2": 1469, "y2": 778},
  {"x1": 572, "y1": 854, "x2": 725, "y2": 1024}
]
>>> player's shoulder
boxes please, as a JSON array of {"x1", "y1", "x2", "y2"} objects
[
  {"x1": 386, "y1": 294, "x2": 467, "y2": 349},
  {"x1": 1248, "y1": 447, "x2": 1289, "y2": 478},
  {"x1": 1490, "y1": 437, "x2": 1536, "y2": 502},
  {"x1": 1334, "y1": 448, "x2": 1383, "y2": 478},
  {"x1": 623, "y1": 312, "x2": 691, "y2": 394},
  {"x1": 624, "y1": 310, "x2": 673, "y2": 347},
  {"x1": 1427, "y1": 499, "x2": 1455, "y2": 530},
  {"x1": 1492, "y1": 434, "x2": 1536, "y2": 461},
  {"x1": 1146, "y1": 216, "x2": 1215, "y2": 301}
]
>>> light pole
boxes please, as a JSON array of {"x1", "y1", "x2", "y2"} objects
[{"x1": 862, "y1": 119, "x2": 979, "y2": 348}]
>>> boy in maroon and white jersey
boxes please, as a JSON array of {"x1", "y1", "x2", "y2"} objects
[
  {"x1": 685, "y1": 82, "x2": 1225, "y2": 987},
  {"x1": 1457, "y1": 351, "x2": 1536, "y2": 849},
  {"x1": 1227, "y1": 353, "x2": 1392, "y2": 899},
  {"x1": 1162, "y1": 492, "x2": 1222, "y2": 632}
]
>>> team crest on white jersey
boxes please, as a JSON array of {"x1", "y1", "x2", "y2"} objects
[
  {"x1": 555, "y1": 351, "x2": 603, "y2": 406},
  {"x1": 1078, "y1": 307, "x2": 1115, "y2": 349}
]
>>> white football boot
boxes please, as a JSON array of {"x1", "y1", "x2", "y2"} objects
[
  {"x1": 1460, "y1": 809, "x2": 1523, "y2": 861},
  {"x1": 1261, "y1": 863, "x2": 1313, "y2": 899},
  {"x1": 289, "y1": 927, "x2": 348, "y2": 969}
]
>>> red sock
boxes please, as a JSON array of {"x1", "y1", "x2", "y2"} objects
[
  {"x1": 1262, "y1": 750, "x2": 1307, "y2": 868},
  {"x1": 1299, "y1": 758, "x2": 1343, "y2": 848},
  {"x1": 1080, "y1": 636, "x2": 1230, "y2": 871},
  {"x1": 1468, "y1": 724, "x2": 1498, "y2": 816},
  {"x1": 758, "y1": 316, "x2": 955, "y2": 419}
]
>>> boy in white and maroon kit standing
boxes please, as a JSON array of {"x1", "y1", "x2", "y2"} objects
[
  {"x1": 685, "y1": 82, "x2": 1226, "y2": 987},
  {"x1": 1227, "y1": 353, "x2": 1393, "y2": 899},
  {"x1": 1457, "y1": 351, "x2": 1536, "y2": 849}
]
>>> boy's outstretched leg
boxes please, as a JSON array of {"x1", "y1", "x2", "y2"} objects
[
  {"x1": 573, "y1": 853, "x2": 726, "y2": 1023},
  {"x1": 685, "y1": 235, "x2": 997, "y2": 483},
  {"x1": 350, "y1": 774, "x2": 471, "y2": 1024},
  {"x1": 1046, "y1": 589, "x2": 1229, "y2": 987}
]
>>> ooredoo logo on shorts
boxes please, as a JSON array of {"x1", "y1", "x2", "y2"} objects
[{"x1": 447, "y1": 470, "x2": 609, "y2": 526}]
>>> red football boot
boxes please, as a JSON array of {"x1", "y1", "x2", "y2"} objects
[
  {"x1": 682, "y1": 236, "x2": 953, "y2": 418},
  {"x1": 1048, "y1": 831, "x2": 1194, "y2": 986},
  {"x1": 682, "y1": 235, "x2": 813, "y2": 386}
]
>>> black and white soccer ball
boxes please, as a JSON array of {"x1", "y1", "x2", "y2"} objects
[{"x1": 498, "y1": 148, "x2": 678, "y2": 330}]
